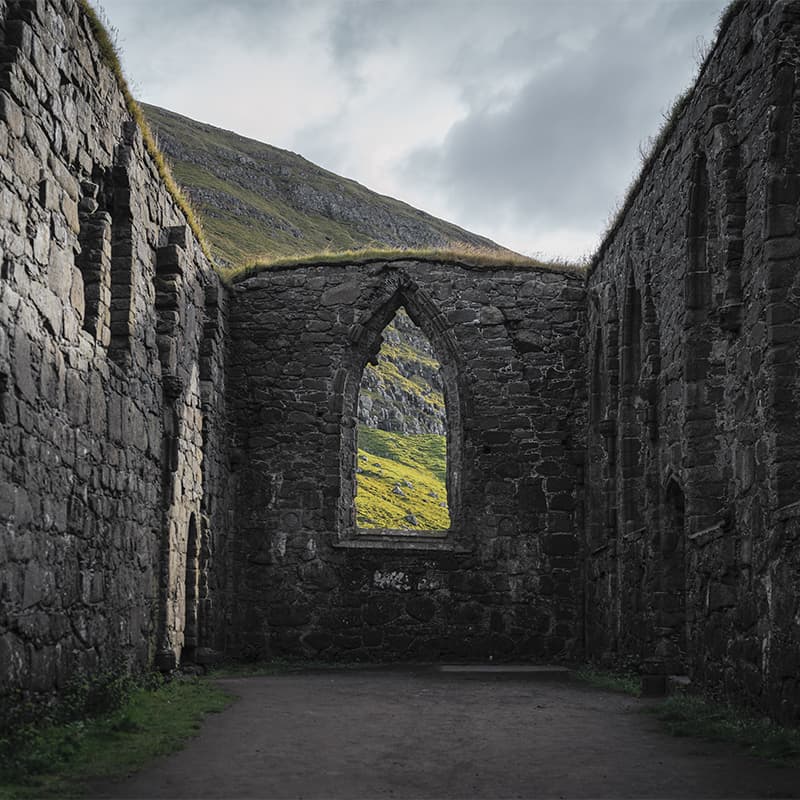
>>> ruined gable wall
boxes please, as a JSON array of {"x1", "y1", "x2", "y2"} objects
[
  {"x1": 226, "y1": 261, "x2": 586, "y2": 662},
  {"x1": 0, "y1": 0, "x2": 230, "y2": 695},
  {"x1": 586, "y1": 0, "x2": 800, "y2": 719}
]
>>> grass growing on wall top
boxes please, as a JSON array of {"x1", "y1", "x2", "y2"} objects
[
  {"x1": 356, "y1": 426, "x2": 450, "y2": 530},
  {"x1": 224, "y1": 246, "x2": 585, "y2": 283},
  {"x1": 77, "y1": 1, "x2": 212, "y2": 263}
]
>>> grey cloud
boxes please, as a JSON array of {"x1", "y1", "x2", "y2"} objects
[
  {"x1": 399, "y1": 1, "x2": 725, "y2": 237},
  {"x1": 98, "y1": 0, "x2": 728, "y2": 258},
  {"x1": 102, "y1": 0, "x2": 310, "y2": 54}
]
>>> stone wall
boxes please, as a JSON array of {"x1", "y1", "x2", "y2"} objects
[
  {"x1": 225, "y1": 260, "x2": 586, "y2": 661},
  {"x1": 585, "y1": 0, "x2": 800, "y2": 721},
  {"x1": 0, "y1": 0, "x2": 229, "y2": 695},
  {"x1": 4, "y1": 0, "x2": 800, "y2": 726}
]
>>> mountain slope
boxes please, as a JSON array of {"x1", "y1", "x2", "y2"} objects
[
  {"x1": 356, "y1": 427, "x2": 449, "y2": 530},
  {"x1": 143, "y1": 103, "x2": 507, "y2": 267}
]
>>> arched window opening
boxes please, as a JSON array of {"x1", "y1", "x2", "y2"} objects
[
  {"x1": 355, "y1": 308, "x2": 450, "y2": 531},
  {"x1": 689, "y1": 154, "x2": 709, "y2": 266},
  {"x1": 76, "y1": 174, "x2": 112, "y2": 344},
  {"x1": 591, "y1": 330, "x2": 604, "y2": 425},
  {"x1": 686, "y1": 152, "x2": 714, "y2": 311},
  {"x1": 621, "y1": 275, "x2": 646, "y2": 533},
  {"x1": 684, "y1": 150, "x2": 729, "y2": 527},
  {"x1": 622, "y1": 278, "x2": 643, "y2": 390},
  {"x1": 183, "y1": 512, "x2": 200, "y2": 662}
]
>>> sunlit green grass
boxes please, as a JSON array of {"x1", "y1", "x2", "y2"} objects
[
  {"x1": 356, "y1": 426, "x2": 449, "y2": 530},
  {"x1": 225, "y1": 246, "x2": 582, "y2": 283}
]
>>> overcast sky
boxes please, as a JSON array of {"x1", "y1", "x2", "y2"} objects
[{"x1": 99, "y1": 0, "x2": 728, "y2": 261}]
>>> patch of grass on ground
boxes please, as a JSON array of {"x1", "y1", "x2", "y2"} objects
[
  {"x1": 356, "y1": 426, "x2": 449, "y2": 529},
  {"x1": 573, "y1": 666, "x2": 641, "y2": 696},
  {"x1": 649, "y1": 695, "x2": 800, "y2": 765},
  {"x1": 0, "y1": 677, "x2": 232, "y2": 799}
]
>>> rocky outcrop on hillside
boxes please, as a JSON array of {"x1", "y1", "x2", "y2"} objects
[{"x1": 358, "y1": 310, "x2": 446, "y2": 435}]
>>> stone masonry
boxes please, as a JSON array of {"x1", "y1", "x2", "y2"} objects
[
  {"x1": 225, "y1": 262, "x2": 585, "y2": 661},
  {"x1": 0, "y1": 0, "x2": 229, "y2": 690},
  {"x1": 585, "y1": 0, "x2": 800, "y2": 722},
  {"x1": 1, "y1": 0, "x2": 800, "y2": 724}
]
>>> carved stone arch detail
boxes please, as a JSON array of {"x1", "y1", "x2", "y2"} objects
[
  {"x1": 641, "y1": 271, "x2": 661, "y2": 442},
  {"x1": 603, "y1": 282, "x2": 620, "y2": 414},
  {"x1": 334, "y1": 272, "x2": 466, "y2": 540},
  {"x1": 687, "y1": 112, "x2": 746, "y2": 331},
  {"x1": 686, "y1": 144, "x2": 714, "y2": 313}
]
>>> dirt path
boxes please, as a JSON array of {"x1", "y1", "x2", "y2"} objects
[{"x1": 95, "y1": 667, "x2": 800, "y2": 799}]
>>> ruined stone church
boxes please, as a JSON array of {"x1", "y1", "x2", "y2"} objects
[{"x1": 2, "y1": 0, "x2": 800, "y2": 723}]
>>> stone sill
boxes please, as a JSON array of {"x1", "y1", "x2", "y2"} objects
[
  {"x1": 334, "y1": 530, "x2": 470, "y2": 553},
  {"x1": 622, "y1": 526, "x2": 647, "y2": 543}
]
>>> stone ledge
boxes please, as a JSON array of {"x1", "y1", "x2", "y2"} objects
[
  {"x1": 334, "y1": 531, "x2": 470, "y2": 553},
  {"x1": 688, "y1": 521, "x2": 726, "y2": 547},
  {"x1": 773, "y1": 500, "x2": 800, "y2": 523}
]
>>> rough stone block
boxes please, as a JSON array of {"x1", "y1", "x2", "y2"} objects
[
  {"x1": 321, "y1": 282, "x2": 360, "y2": 306},
  {"x1": 0, "y1": 90, "x2": 24, "y2": 138},
  {"x1": 543, "y1": 535, "x2": 578, "y2": 556}
]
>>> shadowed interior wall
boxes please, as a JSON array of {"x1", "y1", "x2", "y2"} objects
[
  {"x1": 0, "y1": 0, "x2": 231, "y2": 694},
  {"x1": 1, "y1": 0, "x2": 800, "y2": 726},
  {"x1": 585, "y1": 0, "x2": 800, "y2": 721},
  {"x1": 225, "y1": 262, "x2": 587, "y2": 661}
]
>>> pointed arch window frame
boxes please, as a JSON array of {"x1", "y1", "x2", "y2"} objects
[{"x1": 332, "y1": 275, "x2": 467, "y2": 550}]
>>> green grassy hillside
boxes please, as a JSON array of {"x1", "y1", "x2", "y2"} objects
[
  {"x1": 356, "y1": 426, "x2": 449, "y2": 530},
  {"x1": 142, "y1": 104, "x2": 509, "y2": 267}
]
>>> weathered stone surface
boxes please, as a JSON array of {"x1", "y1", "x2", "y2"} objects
[
  {"x1": 585, "y1": 0, "x2": 800, "y2": 723},
  {"x1": 0, "y1": 0, "x2": 228, "y2": 701},
  {"x1": 1, "y1": 0, "x2": 800, "y2": 729},
  {"x1": 226, "y1": 258, "x2": 584, "y2": 663}
]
